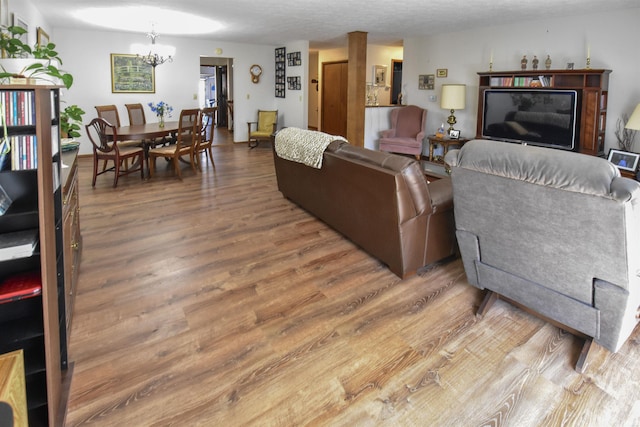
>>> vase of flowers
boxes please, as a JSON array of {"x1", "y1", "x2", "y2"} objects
[{"x1": 148, "y1": 101, "x2": 173, "y2": 128}]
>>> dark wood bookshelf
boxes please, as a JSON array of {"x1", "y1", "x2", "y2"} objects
[
  {"x1": 0, "y1": 85, "x2": 71, "y2": 426},
  {"x1": 477, "y1": 69, "x2": 611, "y2": 156}
]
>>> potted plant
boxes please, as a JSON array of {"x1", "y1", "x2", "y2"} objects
[
  {"x1": 60, "y1": 104, "x2": 85, "y2": 139},
  {"x1": 0, "y1": 25, "x2": 73, "y2": 89}
]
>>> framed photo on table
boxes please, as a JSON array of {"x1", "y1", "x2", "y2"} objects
[
  {"x1": 448, "y1": 129, "x2": 460, "y2": 140},
  {"x1": 110, "y1": 53, "x2": 155, "y2": 93},
  {"x1": 607, "y1": 149, "x2": 640, "y2": 172}
]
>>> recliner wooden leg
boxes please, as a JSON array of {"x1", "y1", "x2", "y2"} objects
[
  {"x1": 575, "y1": 338, "x2": 594, "y2": 374},
  {"x1": 477, "y1": 290, "x2": 498, "y2": 319}
]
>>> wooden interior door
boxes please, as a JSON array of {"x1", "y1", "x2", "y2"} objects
[
  {"x1": 216, "y1": 65, "x2": 228, "y2": 127},
  {"x1": 321, "y1": 61, "x2": 348, "y2": 137}
]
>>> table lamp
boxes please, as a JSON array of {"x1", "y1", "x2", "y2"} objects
[
  {"x1": 625, "y1": 103, "x2": 640, "y2": 132},
  {"x1": 440, "y1": 84, "x2": 466, "y2": 134}
]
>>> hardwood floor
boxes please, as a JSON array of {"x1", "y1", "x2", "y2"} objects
[{"x1": 65, "y1": 132, "x2": 640, "y2": 426}]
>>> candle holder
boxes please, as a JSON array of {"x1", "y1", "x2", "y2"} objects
[
  {"x1": 489, "y1": 61, "x2": 493, "y2": 72},
  {"x1": 586, "y1": 57, "x2": 591, "y2": 69}
]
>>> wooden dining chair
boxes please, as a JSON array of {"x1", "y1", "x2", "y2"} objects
[
  {"x1": 147, "y1": 109, "x2": 200, "y2": 179},
  {"x1": 95, "y1": 104, "x2": 141, "y2": 148},
  {"x1": 126, "y1": 103, "x2": 167, "y2": 147},
  {"x1": 85, "y1": 118, "x2": 144, "y2": 187},
  {"x1": 125, "y1": 103, "x2": 146, "y2": 125},
  {"x1": 196, "y1": 107, "x2": 216, "y2": 170}
]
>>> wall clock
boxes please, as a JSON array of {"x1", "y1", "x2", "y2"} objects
[{"x1": 250, "y1": 64, "x2": 262, "y2": 83}]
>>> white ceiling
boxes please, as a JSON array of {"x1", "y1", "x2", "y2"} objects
[{"x1": 32, "y1": 0, "x2": 638, "y2": 49}]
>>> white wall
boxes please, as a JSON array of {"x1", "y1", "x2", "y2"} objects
[
  {"x1": 15, "y1": 1, "x2": 640, "y2": 156},
  {"x1": 402, "y1": 7, "x2": 640, "y2": 154},
  {"x1": 366, "y1": 45, "x2": 403, "y2": 105},
  {"x1": 53, "y1": 28, "x2": 291, "y2": 154},
  {"x1": 314, "y1": 44, "x2": 402, "y2": 131},
  {"x1": 14, "y1": 0, "x2": 312, "y2": 154}
]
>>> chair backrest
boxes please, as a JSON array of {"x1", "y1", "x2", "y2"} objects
[
  {"x1": 177, "y1": 109, "x2": 201, "y2": 149},
  {"x1": 391, "y1": 105, "x2": 426, "y2": 138},
  {"x1": 125, "y1": 103, "x2": 146, "y2": 126},
  {"x1": 201, "y1": 107, "x2": 217, "y2": 145},
  {"x1": 85, "y1": 118, "x2": 118, "y2": 154},
  {"x1": 257, "y1": 110, "x2": 278, "y2": 133},
  {"x1": 446, "y1": 138, "x2": 640, "y2": 296},
  {"x1": 95, "y1": 105, "x2": 122, "y2": 128}
]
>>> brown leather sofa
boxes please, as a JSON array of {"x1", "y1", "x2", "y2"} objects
[{"x1": 272, "y1": 137, "x2": 457, "y2": 278}]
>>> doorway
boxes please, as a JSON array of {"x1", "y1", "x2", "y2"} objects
[
  {"x1": 390, "y1": 59, "x2": 403, "y2": 104},
  {"x1": 200, "y1": 57, "x2": 233, "y2": 129}
]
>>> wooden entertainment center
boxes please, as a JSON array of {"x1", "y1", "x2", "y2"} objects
[{"x1": 476, "y1": 69, "x2": 611, "y2": 157}]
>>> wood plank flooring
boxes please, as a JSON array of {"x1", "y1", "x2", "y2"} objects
[{"x1": 65, "y1": 132, "x2": 640, "y2": 426}]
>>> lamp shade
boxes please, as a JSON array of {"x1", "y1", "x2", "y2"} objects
[
  {"x1": 440, "y1": 84, "x2": 466, "y2": 110},
  {"x1": 625, "y1": 103, "x2": 640, "y2": 131}
]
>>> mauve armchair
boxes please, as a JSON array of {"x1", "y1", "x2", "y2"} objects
[{"x1": 379, "y1": 105, "x2": 427, "y2": 160}]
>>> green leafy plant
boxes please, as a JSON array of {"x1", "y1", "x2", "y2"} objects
[
  {"x1": 0, "y1": 25, "x2": 73, "y2": 89},
  {"x1": 0, "y1": 25, "x2": 31, "y2": 58},
  {"x1": 60, "y1": 104, "x2": 85, "y2": 139}
]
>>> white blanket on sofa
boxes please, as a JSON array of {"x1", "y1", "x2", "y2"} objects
[{"x1": 275, "y1": 127, "x2": 347, "y2": 169}]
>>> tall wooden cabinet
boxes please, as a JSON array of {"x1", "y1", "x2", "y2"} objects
[
  {"x1": 0, "y1": 85, "x2": 71, "y2": 426},
  {"x1": 476, "y1": 69, "x2": 611, "y2": 156}
]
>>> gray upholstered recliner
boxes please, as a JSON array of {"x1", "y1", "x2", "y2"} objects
[{"x1": 445, "y1": 139, "x2": 640, "y2": 372}]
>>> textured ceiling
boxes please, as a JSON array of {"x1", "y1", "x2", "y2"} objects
[{"x1": 31, "y1": 0, "x2": 638, "y2": 49}]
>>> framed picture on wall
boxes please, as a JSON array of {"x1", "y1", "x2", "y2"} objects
[
  {"x1": 110, "y1": 54, "x2": 155, "y2": 93},
  {"x1": 419, "y1": 74, "x2": 435, "y2": 90},
  {"x1": 0, "y1": 0, "x2": 9, "y2": 27},
  {"x1": 12, "y1": 14, "x2": 29, "y2": 57},
  {"x1": 37, "y1": 27, "x2": 49, "y2": 48}
]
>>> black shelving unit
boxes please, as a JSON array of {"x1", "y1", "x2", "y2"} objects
[{"x1": 0, "y1": 85, "x2": 67, "y2": 426}]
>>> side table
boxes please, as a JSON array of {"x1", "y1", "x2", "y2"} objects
[{"x1": 427, "y1": 135, "x2": 470, "y2": 162}]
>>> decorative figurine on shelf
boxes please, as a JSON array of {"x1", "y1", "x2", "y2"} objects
[
  {"x1": 521, "y1": 55, "x2": 528, "y2": 70},
  {"x1": 532, "y1": 55, "x2": 539, "y2": 70},
  {"x1": 435, "y1": 123, "x2": 445, "y2": 139},
  {"x1": 545, "y1": 55, "x2": 552, "y2": 70}
]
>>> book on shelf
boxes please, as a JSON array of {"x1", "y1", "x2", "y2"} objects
[
  {"x1": 0, "y1": 270, "x2": 42, "y2": 304},
  {"x1": 0, "y1": 185, "x2": 11, "y2": 216},
  {"x1": 0, "y1": 228, "x2": 38, "y2": 261},
  {"x1": 1, "y1": 91, "x2": 35, "y2": 127},
  {"x1": 10, "y1": 135, "x2": 38, "y2": 171}
]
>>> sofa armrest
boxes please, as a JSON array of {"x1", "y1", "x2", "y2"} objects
[
  {"x1": 611, "y1": 176, "x2": 640, "y2": 203},
  {"x1": 427, "y1": 177, "x2": 453, "y2": 212}
]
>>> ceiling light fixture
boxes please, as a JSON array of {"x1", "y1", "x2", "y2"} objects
[{"x1": 134, "y1": 25, "x2": 175, "y2": 68}]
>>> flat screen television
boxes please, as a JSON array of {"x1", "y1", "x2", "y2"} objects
[{"x1": 481, "y1": 89, "x2": 579, "y2": 151}]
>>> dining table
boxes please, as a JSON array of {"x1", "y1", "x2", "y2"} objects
[{"x1": 111, "y1": 121, "x2": 181, "y2": 177}]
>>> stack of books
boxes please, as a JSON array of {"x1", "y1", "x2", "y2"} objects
[{"x1": 0, "y1": 229, "x2": 38, "y2": 262}]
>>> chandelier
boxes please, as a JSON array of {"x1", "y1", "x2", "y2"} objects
[{"x1": 135, "y1": 25, "x2": 175, "y2": 67}]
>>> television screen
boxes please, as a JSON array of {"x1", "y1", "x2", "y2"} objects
[{"x1": 481, "y1": 89, "x2": 578, "y2": 150}]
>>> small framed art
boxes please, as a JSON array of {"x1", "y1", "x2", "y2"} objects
[
  {"x1": 37, "y1": 27, "x2": 49, "y2": 47},
  {"x1": 436, "y1": 68, "x2": 448, "y2": 78},
  {"x1": 419, "y1": 74, "x2": 435, "y2": 90},
  {"x1": 448, "y1": 129, "x2": 460, "y2": 140},
  {"x1": 607, "y1": 149, "x2": 640, "y2": 172}
]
